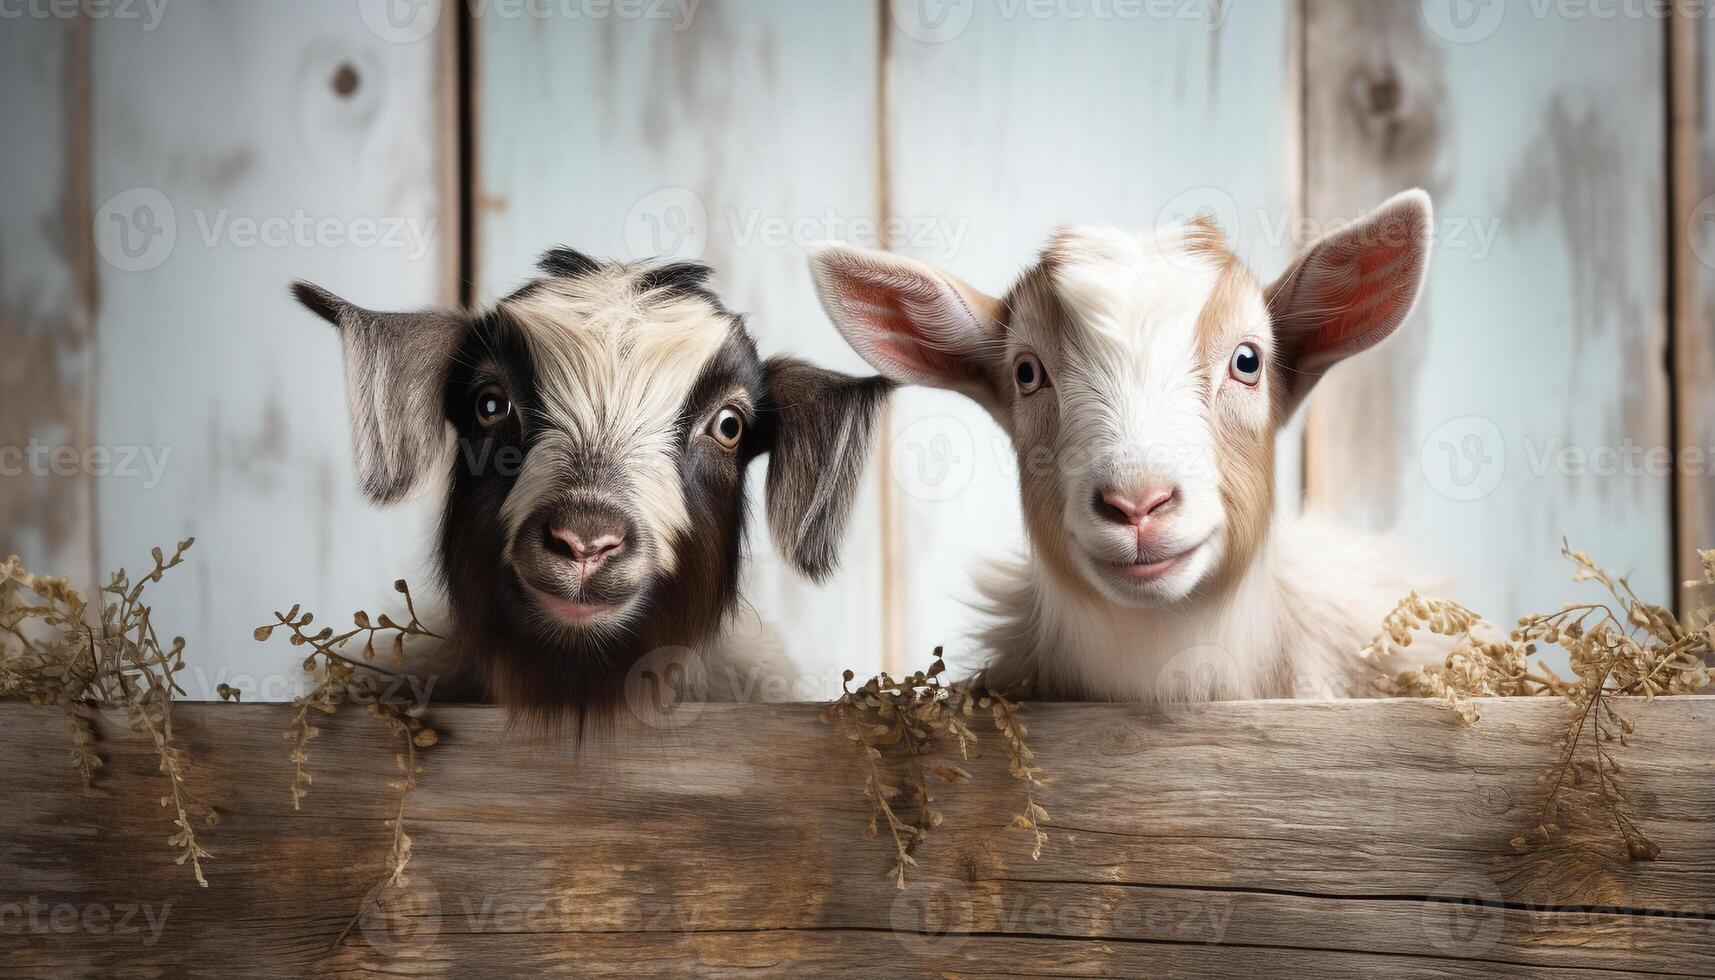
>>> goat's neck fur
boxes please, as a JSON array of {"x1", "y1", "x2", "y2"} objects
[{"x1": 977, "y1": 512, "x2": 1429, "y2": 701}]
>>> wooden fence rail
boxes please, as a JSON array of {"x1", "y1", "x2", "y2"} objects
[{"x1": 4, "y1": 698, "x2": 1713, "y2": 977}]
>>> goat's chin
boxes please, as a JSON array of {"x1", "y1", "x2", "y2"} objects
[{"x1": 1070, "y1": 531, "x2": 1221, "y2": 607}]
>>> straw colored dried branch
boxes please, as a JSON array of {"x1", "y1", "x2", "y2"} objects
[
  {"x1": 1365, "y1": 539, "x2": 1713, "y2": 860},
  {"x1": 1, "y1": 540, "x2": 214, "y2": 885},
  {"x1": 824, "y1": 650, "x2": 1047, "y2": 886},
  {"x1": 250, "y1": 579, "x2": 440, "y2": 941}
]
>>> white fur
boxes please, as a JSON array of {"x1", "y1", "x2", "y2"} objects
[
  {"x1": 977, "y1": 515, "x2": 1441, "y2": 701},
  {"x1": 699, "y1": 603, "x2": 800, "y2": 702}
]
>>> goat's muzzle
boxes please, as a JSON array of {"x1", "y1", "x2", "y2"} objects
[{"x1": 512, "y1": 500, "x2": 644, "y2": 627}]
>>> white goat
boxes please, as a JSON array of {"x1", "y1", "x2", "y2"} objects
[{"x1": 810, "y1": 191, "x2": 1438, "y2": 701}]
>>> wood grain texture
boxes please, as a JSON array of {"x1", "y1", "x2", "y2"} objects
[
  {"x1": 0, "y1": 15, "x2": 96, "y2": 593},
  {"x1": 1672, "y1": 1, "x2": 1715, "y2": 620},
  {"x1": 473, "y1": 1, "x2": 888, "y2": 692},
  {"x1": 4, "y1": 698, "x2": 1711, "y2": 976},
  {"x1": 87, "y1": 0, "x2": 457, "y2": 699},
  {"x1": 1302, "y1": 2, "x2": 1673, "y2": 630},
  {"x1": 882, "y1": 1, "x2": 1301, "y2": 678}
]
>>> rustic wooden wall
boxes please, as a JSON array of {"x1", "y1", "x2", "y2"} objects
[
  {"x1": 4, "y1": 699, "x2": 1711, "y2": 976},
  {"x1": 1302, "y1": 0, "x2": 1673, "y2": 626},
  {"x1": 1, "y1": 1, "x2": 1707, "y2": 684},
  {"x1": 1673, "y1": 1, "x2": 1715, "y2": 617},
  {"x1": 66, "y1": 0, "x2": 457, "y2": 699},
  {"x1": 0, "y1": 15, "x2": 95, "y2": 595}
]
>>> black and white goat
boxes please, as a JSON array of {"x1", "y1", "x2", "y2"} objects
[
  {"x1": 293, "y1": 248, "x2": 889, "y2": 721},
  {"x1": 809, "y1": 192, "x2": 1438, "y2": 702}
]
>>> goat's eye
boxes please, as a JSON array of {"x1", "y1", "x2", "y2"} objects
[
  {"x1": 475, "y1": 385, "x2": 512, "y2": 427},
  {"x1": 1014, "y1": 352, "x2": 1049, "y2": 396},
  {"x1": 708, "y1": 406, "x2": 744, "y2": 449},
  {"x1": 1229, "y1": 343, "x2": 1262, "y2": 386}
]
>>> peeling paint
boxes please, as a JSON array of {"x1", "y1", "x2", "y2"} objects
[
  {"x1": 1304, "y1": 0, "x2": 1448, "y2": 528},
  {"x1": 1501, "y1": 98, "x2": 1667, "y2": 470}
]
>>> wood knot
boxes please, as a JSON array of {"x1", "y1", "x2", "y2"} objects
[
  {"x1": 1470, "y1": 782, "x2": 1515, "y2": 816},
  {"x1": 1096, "y1": 725, "x2": 1148, "y2": 757},
  {"x1": 1346, "y1": 61, "x2": 1439, "y2": 161},
  {"x1": 331, "y1": 63, "x2": 360, "y2": 98},
  {"x1": 1359, "y1": 69, "x2": 1403, "y2": 116}
]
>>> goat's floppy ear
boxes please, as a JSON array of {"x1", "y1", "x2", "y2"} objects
[
  {"x1": 807, "y1": 243, "x2": 1005, "y2": 412},
  {"x1": 1265, "y1": 189, "x2": 1433, "y2": 415},
  {"x1": 762, "y1": 356, "x2": 893, "y2": 581},
  {"x1": 291, "y1": 281, "x2": 466, "y2": 505}
]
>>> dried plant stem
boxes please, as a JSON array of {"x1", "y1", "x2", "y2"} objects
[
  {"x1": 2, "y1": 540, "x2": 213, "y2": 885},
  {"x1": 253, "y1": 578, "x2": 440, "y2": 942},
  {"x1": 825, "y1": 651, "x2": 1047, "y2": 887},
  {"x1": 845, "y1": 704, "x2": 919, "y2": 886},
  {"x1": 1376, "y1": 539, "x2": 1712, "y2": 861}
]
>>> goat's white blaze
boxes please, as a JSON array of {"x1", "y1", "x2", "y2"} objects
[
  {"x1": 1039, "y1": 225, "x2": 1238, "y2": 598},
  {"x1": 499, "y1": 277, "x2": 734, "y2": 574}
]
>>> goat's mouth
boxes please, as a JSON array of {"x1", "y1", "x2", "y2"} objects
[
  {"x1": 1108, "y1": 544, "x2": 1200, "y2": 581},
  {"x1": 517, "y1": 578, "x2": 632, "y2": 628},
  {"x1": 1070, "y1": 528, "x2": 1221, "y2": 597}
]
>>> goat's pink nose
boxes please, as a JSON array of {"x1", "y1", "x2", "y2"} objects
[
  {"x1": 546, "y1": 528, "x2": 625, "y2": 577},
  {"x1": 1096, "y1": 486, "x2": 1177, "y2": 526}
]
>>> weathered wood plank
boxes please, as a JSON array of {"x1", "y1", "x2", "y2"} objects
[
  {"x1": 881, "y1": 2, "x2": 1301, "y2": 677},
  {"x1": 87, "y1": 0, "x2": 458, "y2": 700},
  {"x1": 4, "y1": 698, "x2": 1711, "y2": 975},
  {"x1": 474, "y1": 1, "x2": 888, "y2": 691},
  {"x1": 0, "y1": 14, "x2": 95, "y2": 594},
  {"x1": 1302, "y1": 2, "x2": 1673, "y2": 632},
  {"x1": 1672, "y1": 1, "x2": 1715, "y2": 620}
]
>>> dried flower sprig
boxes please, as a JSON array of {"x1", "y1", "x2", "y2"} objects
[
  {"x1": 250, "y1": 580, "x2": 440, "y2": 944},
  {"x1": 984, "y1": 683, "x2": 1051, "y2": 860},
  {"x1": 824, "y1": 650, "x2": 1048, "y2": 886},
  {"x1": 1366, "y1": 539, "x2": 1713, "y2": 861},
  {"x1": 1, "y1": 540, "x2": 215, "y2": 885},
  {"x1": 247, "y1": 580, "x2": 439, "y2": 810}
]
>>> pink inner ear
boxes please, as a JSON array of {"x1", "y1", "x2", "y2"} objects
[
  {"x1": 845, "y1": 278, "x2": 969, "y2": 381},
  {"x1": 1302, "y1": 241, "x2": 1411, "y2": 357}
]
